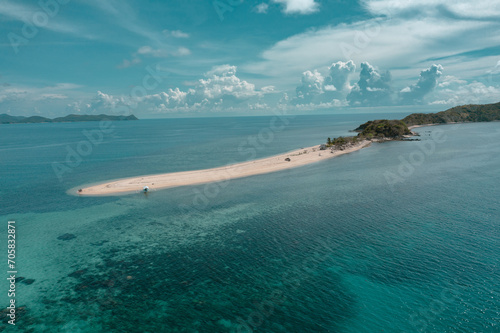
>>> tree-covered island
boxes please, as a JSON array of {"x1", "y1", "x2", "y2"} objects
[{"x1": 326, "y1": 101, "x2": 500, "y2": 150}]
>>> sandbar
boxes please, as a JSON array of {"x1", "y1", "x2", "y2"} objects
[{"x1": 75, "y1": 140, "x2": 372, "y2": 196}]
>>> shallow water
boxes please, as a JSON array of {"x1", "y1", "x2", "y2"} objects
[{"x1": 0, "y1": 114, "x2": 498, "y2": 332}]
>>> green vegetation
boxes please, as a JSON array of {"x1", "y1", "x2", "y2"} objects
[
  {"x1": 355, "y1": 119, "x2": 411, "y2": 138},
  {"x1": 0, "y1": 114, "x2": 138, "y2": 124},
  {"x1": 326, "y1": 101, "x2": 500, "y2": 149},
  {"x1": 328, "y1": 136, "x2": 362, "y2": 149},
  {"x1": 401, "y1": 102, "x2": 500, "y2": 126},
  {"x1": 326, "y1": 119, "x2": 411, "y2": 149}
]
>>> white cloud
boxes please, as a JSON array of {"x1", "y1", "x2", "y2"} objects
[
  {"x1": 399, "y1": 64, "x2": 443, "y2": 104},
  {"x1": 290, "y1": 60, "x2": 356, "y2": 105},
  {"x1": 248, "y1": 102, "x2": 270, "y2": 110},
  {"x1": 0, "y1": 83, "x2": 81, "y2": 103},
  {"x1": 0, "y1": 83, "x2": 87, "y2": 116},
  {"x1": 254, "y1": 3, "x2": 269, "y2": 14},
  {"x1": 137, "y1": 46, "x2": 168, "y2": 58},
  {"x1": 163, "y1": 30, "x2": 190, "y2": 38},
  {"x1": 136, "y1": 45, "x2": 190, "y2": 58},
  {"x1": 89, "y1": 91, "x2": 133, "y2": 111},
  {"x1": 347, "y1": 62, "x2": 392, "y2": 106},
  {"x1": 117, "y1": 57, "x2": 141, "y2": 69},
  {"x1": 286, "y1": 60, "x2": 499, "y2": 108},
  {"x1": 295, "y1": 70, "x2": 324, "y2": 101},
  {"x1": 287, "y1": 99, "x2": 347, "y2": 112},
  {"x1": 243, "y1": 0, "x2": 500, "y2": 90},
  {"x1": 175, "y1": 47, "x2": 191, "y2": 56},
  {"x1": 83, "y1": 65, "x2": 272, "y2": 114},
  {"x1": 363, "y1": 0, "x2": 500, "y2": 20},
  {"x1": 430, "y1": 75, "x2": 500, "y2": 105},
  {"x1": 206, "y1": 64, "x2": 237, "y2": 77},
  {"x1": 325, "y1": 60, "x2": 356, "y2": 92},
  {"x1": 272, "y1": 0, "x2": 319, "y2": 15},
  {"x1": 36, "y1": 94, "x2": 67, "y2": 100},
  {"x1": 196, "y1": 65, "x2": 260, "y2": 100},
  {"x1": 261, "y1": 86, "x2": 275, "y2": 93}
]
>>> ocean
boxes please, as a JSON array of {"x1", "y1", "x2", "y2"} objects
[{"x1": 0, "y1": 113, "x2": 498, "y2": 332}]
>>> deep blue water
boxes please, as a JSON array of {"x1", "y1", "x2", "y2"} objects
[{"x1": 0, "y1": 114, "x2": 498, "y2": 332}]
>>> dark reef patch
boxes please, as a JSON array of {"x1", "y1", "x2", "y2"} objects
[{"x1": 57, "y1": 233, "x2": 76, "y2": 241}]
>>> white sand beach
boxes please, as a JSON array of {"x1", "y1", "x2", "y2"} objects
[{"x1": 75, "y1": 140, "x2": 372, "y2": 196}]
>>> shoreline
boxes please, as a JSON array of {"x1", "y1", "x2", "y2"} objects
[
  {"x1": 74, "y1": 140, "x2": 372, "y2": 196},
  {"x1": 73, "y1": 121, "x2": 462, "y2": 197}
]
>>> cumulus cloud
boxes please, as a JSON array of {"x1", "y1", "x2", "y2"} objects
[
  {"x1": 325, "y1": 60, "x2": 356, "y2": 92},
  {"x1": 145, "y1": 65, "x2": 270, "y2": 112},
  {"x1": 289, "y1": 60, "x2": 499, "y2": 108},
  {"x1": 347, "y1": 62, "x2": 392, "y2": 106},
  {"x1": 293, "y1": 60, "x2": 357, "y2": 104},
  {"x1": 429, "y1": 75, "x2": 500, "y2": 105},
  {"x1": 197, "y1": 65, "x2": 259, "y2": 100},
  {"x1": 272, "y1": 0, "x2": 319, "y2": 15},
  {"x1": 254, "y1": 3, "x2": 269, "y2": 14},
  {"x1": 399, "y1": 64, "x2": 443, "y2": 104},
  {"x1": 295, "y1": 70, "x2": 324, "y2": 102},
  {"x1": 80, "y1": 91, "x2": 134, "y2": 113},
  {"x1": 205, "y1": 64, "x2": 237, "y2": 77},
  {"x1": 243, "y1": 0, "x2": 500, "y2": 90},
  {"x1": 82, "y1": 65, "x2": 271, "y2": 114}
]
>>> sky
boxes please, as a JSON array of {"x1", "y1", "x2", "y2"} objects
[{"x1": 1, "y1": 0, "x2": 500, "y2": 118}]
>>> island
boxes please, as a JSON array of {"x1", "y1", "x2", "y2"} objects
[
  {"x1": 325, "y1": 101, "x2": 500, "y2": 150},
  {"x1": 0, "y1": 113, "x2": 138, "y2": 124},
  {"x1": 74, "y1": 101, "x2": 499, "y2": 196},
  {"x1": 402, "y1": 101, "x2": 500, "y2": 126},
  {"x1": 326, "y1": 119, "x2": 412, "y2": 151}
]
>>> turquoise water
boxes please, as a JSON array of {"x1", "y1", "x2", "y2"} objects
[{"x1": 0, "y1": 114, "x2": 498, "y2": 332}]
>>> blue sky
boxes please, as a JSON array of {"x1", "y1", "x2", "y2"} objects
[{"x1": 1, "y1": 0, "x2": 500, "y2": 117}]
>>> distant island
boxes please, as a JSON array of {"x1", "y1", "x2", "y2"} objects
[
  {"x1": 326, "y1": 101, "x2": 500, "y2": 149},
  {"x1": 0, "y1": 113, "x2": 138, "y2": 124},
  {"x1": 402, "y1": 101, "x2": 500, "y2": 126}
]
